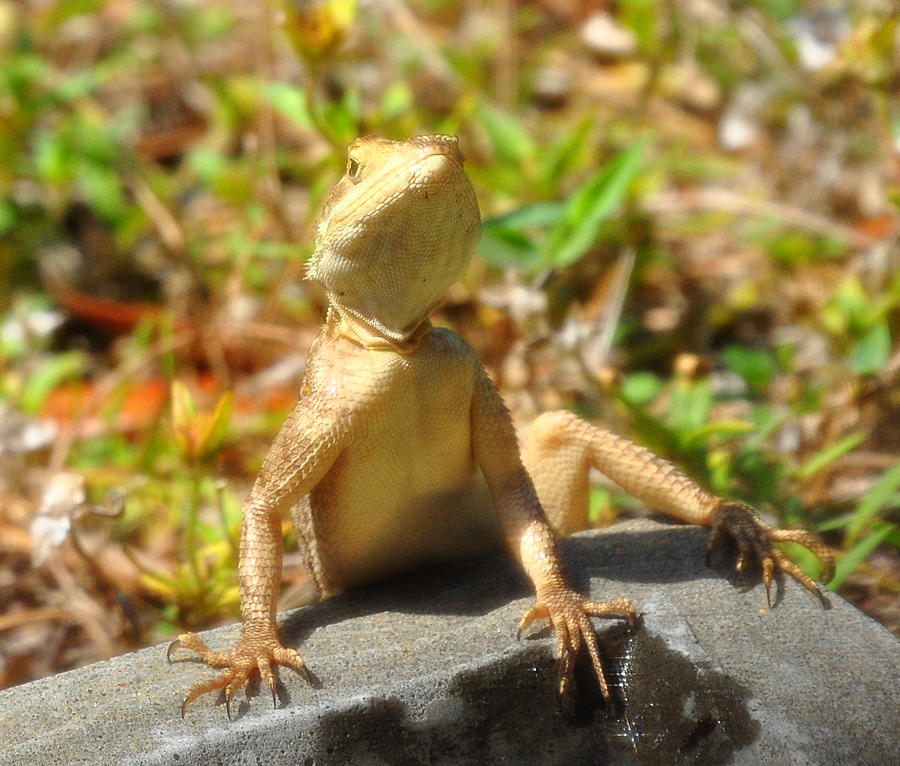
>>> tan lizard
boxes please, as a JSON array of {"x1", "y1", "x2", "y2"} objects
[{"x1": 168, "y1": 135, "x2": 832, "y2": 717}]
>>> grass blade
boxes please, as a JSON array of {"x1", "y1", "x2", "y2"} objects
[{"x1": 542, "y1": 139, "x2": 648, "y2": 268}]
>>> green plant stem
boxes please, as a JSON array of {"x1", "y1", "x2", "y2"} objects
[
  {"x1": 305, "y1": 60, "x2": 344, "y2": 153},
  {"x1": 185, "y1": 463, "x2": 203, "y2": 587},
  {"x1": 216, "y1": 480, "x2": 239, "y2": 559}
]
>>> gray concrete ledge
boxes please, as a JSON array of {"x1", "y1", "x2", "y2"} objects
[{"x1": 1, "y1": 519, "x2": 898, "y2": 765}]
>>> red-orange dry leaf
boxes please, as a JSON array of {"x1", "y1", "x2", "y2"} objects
[
  {"x1": 42, "y1": 379, "x2": 168, "y2": 436},
  {"x1": 856, "y1": 215, "x2": 897, "y2": 240}
]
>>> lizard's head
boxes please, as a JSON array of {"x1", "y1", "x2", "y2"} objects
[{"x1": 308, "y1": 135, "x2": 480, "y2": 344}]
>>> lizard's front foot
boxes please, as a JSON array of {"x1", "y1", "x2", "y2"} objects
[
  {"x1": 707, "y1": 501, "x2": 834, "y2": 607},
  {"x1": 517, "y1": 589, "x2": 638, "y2": 702},
  {"x1": 167, "y1": 627, "x2": 313, "y2": 718}
]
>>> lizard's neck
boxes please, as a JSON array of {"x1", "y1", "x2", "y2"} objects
[{"x1": 326, "y1": 307, "x2": 432, "y2": 354}]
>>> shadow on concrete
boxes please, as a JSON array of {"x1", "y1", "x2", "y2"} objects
[
  {"x1": 266, "y1": 522, "x2": 761, "y2": 763},
  {"x1": 294, "y1": 616, "x2": 759, "y2": 765}
]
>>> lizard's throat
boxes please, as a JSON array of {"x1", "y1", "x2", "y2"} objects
[{"x1": 328, "y1": 304, "x2": 433, "y2": 354}]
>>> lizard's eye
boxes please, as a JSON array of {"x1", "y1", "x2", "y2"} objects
[{"x1": 346, "y1": 156, "x2": 362, "y2": 183}]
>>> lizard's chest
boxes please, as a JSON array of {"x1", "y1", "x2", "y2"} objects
[
  {"x1": 368, "y1": 347, "x2": 474, "y2": 473},
  {"x1": 328, "y1": 338, "x2": 477, "y2": 511},
  {"x1": 310, "y1": 332, "x2": 500, "y2": 586}
]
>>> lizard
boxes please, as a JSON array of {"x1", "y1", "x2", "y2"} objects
[{"x1": 168, "y1": 134, "x2": 833, "y2": 717}]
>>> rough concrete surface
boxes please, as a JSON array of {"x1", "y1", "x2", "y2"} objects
[{"x1": 1, "y1": 519, "x2": 898, "y2": 765}]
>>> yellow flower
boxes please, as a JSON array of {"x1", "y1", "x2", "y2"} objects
[{"x1": 279, "y1": 0, "x2": 357, "y2": 64}]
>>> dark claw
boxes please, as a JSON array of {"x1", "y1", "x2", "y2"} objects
[
  {"x1": 225, "y1": 696, "x2": 232, "y2": 721},
  {"x1": 180, "y1": 699, "x2": 188, "y2": 720},
  {"x1": 271, "y1": 687, "x2": 277, "y2": 709},
  {"x1": 765, "y1": 579, "x2": 773, "y2": 608},
  {"x1": 167, "y1": 640, "x2": 180, "y2": 663}
]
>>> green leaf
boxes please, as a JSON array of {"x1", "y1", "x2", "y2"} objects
[
  {"x1": 477, "y1": 203, "x2": 563, "y2": 269},
  {"x1": 850, "y1": 320, "x2": 891, "y2": 375},
  {"x1": 381, "y1": 81, "x2": 412, "y2": 121},
  {"x1": 722, "y1": 345, "x2": 777, "y2": 391},
  {"x1": 187, "y1": 5, "x2": 234, "y2": 41},
  {"x1": 816, "y1": 512, "x2": 856, "y2": 533},
  {"x1": 846, "y1": 463, "x2": 900, "y2": 545},
  {"x1": 768, "y1": 232, "x2": 816, "y2": 265},
  {"x1": 5, "y1": 52, "x2": 50, "y2": 94},
  {"x1": 706, "y1": 447, "x2": 735, "y2": 495},
  {"x1": 619, "y1": 371, "x2": 662, "y2": 406},
  {"x1": 53, "y1": 71, "x2": 100, "y2": 103},
  {"x1": 669, "y1": 378, "x2": 712, "y2": 438},
  {"x1": 620, "y1": 0, "x2": 659, "y2": 53},
  {"x1": 626, "y1": 406, "x2": 678, "y2": 457},
  {"x1": 538, "y1": 118, "x2": 594, "y2": 193},
  {"x1": 795, "y1": 432, "x2": 865, "y2": 480},
  {"x1": 20, "y1": 351, "x2": 87, "y2": 414},
  {"x1": 682, "y1": 420, "x2": 756, "y2": 449},
  {"x1": 763, "y1": 0, "x2": 801, "y2": 22},
  {"x1": 198, "y1": 391, "x2": 233, "y2": 460},
  {"x1": 588, "y1": 486, "x2": 612, "y2": 525},
  {"x1": 830, "y1": 277, "x2": 871, "y2": 329},
  {"x1": 188, "y1": 147, "x2": 227, "y2": 183},
  {"x1": 477, "y1": 227, "x2": 541, "y2": 269},
  {"x1": 541, "y1": 139, "x2": 647, "y2": 268},
  {"x1": 829, "y1": 522, "x2": 896, "y2": 590},
  {"x1": 321, "y1": 87, "x2": 361, "y2": 145},
  {"x1": 0, "y1": 200, "x2": 17, "y2": 235},
  {"x1": 484, "y1": 202, "x2": 564, "y2": 231},
  {"x1": 745, "y1": 406, "x2": 787, "y2": 450},
  {"x1": 46, "y1": 0, "x2": 107, "y2": 25},
  {"x1": 79, "y1": 163, "x2": 126, "y2": 220},
  {"x1": 34, "y1": 131, "x2": 73, "y2": 184},
  {"x1": 475, "y1": 102, "x2": 536, "y2": 167},
  {"x1": 264, "y1": 82, "x2": 313, "y2": 130}
]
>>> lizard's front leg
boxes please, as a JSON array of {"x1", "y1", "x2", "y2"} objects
[
  {"x1": 168, "y1": 503, "x2": 312, "y2": 718},
  {"x1": 471, "y1": 367, "x2": 637, "y2": 700},
  {"x1": 168, "y1": 395, "x2": 346, "y2": 717},
  {"x1": 513, "y1": 519, "x2": 638, "y2": 700},
  {"x1": 522, "y1": 410, "x2": 833, "y2": 605}
]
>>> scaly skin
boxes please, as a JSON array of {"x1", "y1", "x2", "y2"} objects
[{"x1": 169, "y1": 135, "x2": 832, "y2": 716}]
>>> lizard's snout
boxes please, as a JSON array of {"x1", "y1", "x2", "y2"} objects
[
  {"x1": 412, "y1": 145, "x2": 473, "y2": 195},
  {"x1": 415, "y1": 152, "x2": 461, "y2": 187},
  {"x1": 411, "y1": 134, "x2": 465, "y2": 165}
]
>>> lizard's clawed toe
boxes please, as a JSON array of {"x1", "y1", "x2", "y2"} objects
[
  {"x1": 518, "y1": 590, "x2": 639, "y2": 703},
  {"x1": 708, "y1": 502, "x2": 833, "y2": 607},
  {"x1": 180, "y1": 672, "x2": 234, "y2": 719},
  {"x1": 168, "y1": 632, "x2": 229, "y2": 666},
  {"x1": 517, "y1": 604, "x2": 550, "y2": 640},
  {"x1": 582, "y1": 597, "x2": 640, "y2": 630},
  {"x1": 173, "y1": 629, "x2": 313, "y2": 717}
]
